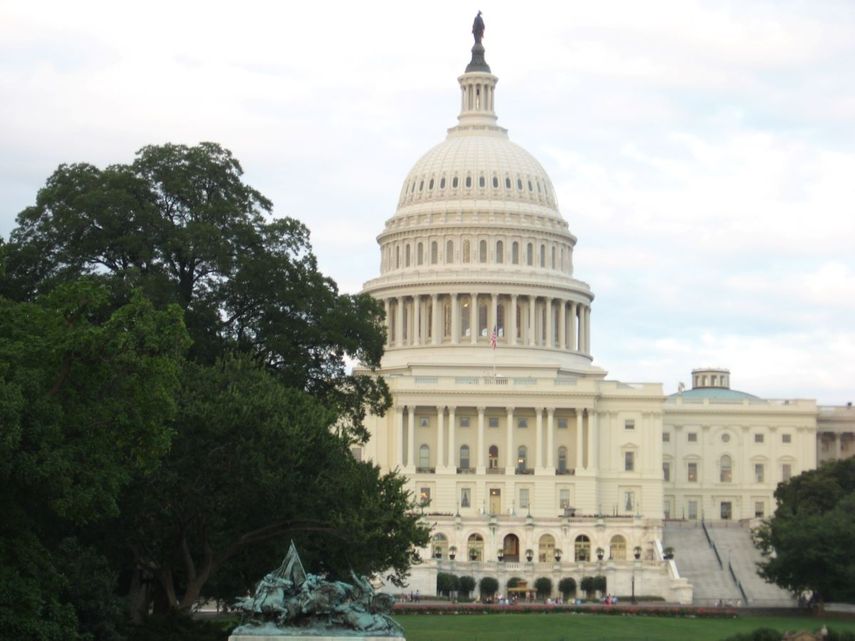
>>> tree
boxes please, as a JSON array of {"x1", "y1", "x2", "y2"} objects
[
  {"x1": 479, "y1": 577, "x2": 499, "y2": 600},
  {"x1": 0, "y1": 281, "x2": 189, "y2": 638},
  {"x1": 458, "y1": 575, "x2": 476, "y2": 598},
  {"x1": 534, "y1": 577, "x2": 553, "y2": 600},
  {"x1": 436, "y1": 573, "x2": 459, "y2": 597},
  {"x1": 558, "y1": 577, "x2": 577, "y2": 600},
  {"x1": 580, "y1": 576, "x2": 594, "y2": 599},
  {"x1": 593, "y1": 575, "x2": 607, "y2": 594},
  {"x1": 755, "y1": 458, "x2": 855, "y2": 604}
]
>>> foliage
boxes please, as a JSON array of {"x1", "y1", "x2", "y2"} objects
[
  {"x1": 580, "y1": 576, "x2": 594, "y2": 597},
  {"x1": 533, "y1": 577, "x2": 553, "y2": 599},
  {"x1": 458, "y1": 576, "x2": 476, "y2": 598},
  {"x1": 479, "y1": 577, "x2": 499, "y2": 599},
  {"x1": 593, "y1": 575, "x2": 607, "y2": 593},
  {"x1": 558, "y1": 577, "x2": 577, "y2": 599},
  {"x1": 720, "y1": 628, "x2": 783, "y2": 641},
  {"x1": 755, "y1": 458, "x2": 855, "y2": 603},
  {"x1": 125, "y1": 612, "x2": 230, "y2": 641},
  {"x1": 437, "y1": 573, "x2": 460, "y2": 597}
]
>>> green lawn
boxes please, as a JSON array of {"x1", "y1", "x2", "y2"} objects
[{"x1": 396, "y1": 613, "x2": 855, "y2": 641}]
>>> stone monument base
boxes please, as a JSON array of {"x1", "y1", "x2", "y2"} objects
[{"x1": 230, "y1": 637, "x2": 405, "y2": 641}]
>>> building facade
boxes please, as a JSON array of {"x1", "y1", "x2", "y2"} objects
[{"x1": 357, "y1": 33, "x2": 849, "y2": 602}]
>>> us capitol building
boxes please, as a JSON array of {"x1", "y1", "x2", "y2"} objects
[{"x1": 357, "y1": 22, "x2": 854, "y2": 603}]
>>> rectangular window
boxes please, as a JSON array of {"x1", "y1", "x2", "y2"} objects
[
  {"x1": 488, "y1": 416, "x2": 499, "y2": 428},
  {"x1": 755, "y1": 463, "x2": 765, "y2": 483},
  {"x1": 624, "y1": 451, "x2": 635, "y2": 472},
  {"x1": 663, "y1": 462, "x2": 671, "y2": 482},
  {"x1": 755, "y1": 501, "x2": 765, "y2": 518},
  {"x1": 625, "y1": 419, "x2": 635, "y2": 430},
  {"x1": 782, "y1": 434, "x2": 792, "y2": 444},
  {"x1": 754, "y1": 433, "x2": 764, "y2": 443},
  {"x1": 558, "y1": 418, "x2": 568, "y2": 429},
  {"x1": 662, "y1": 432, "x2": 671, "y2": 443},
  {"x1": 782, "y1": 463, "x2": 792, "y2": 481},
  {"x1": 517, "y1": 418, "x2": 528, "y2": 429},
  {"x1": 459, "y1": 416, "x2": 470, "y2": 428},
  {"x1": 688, "y1": 500, "x2": 698, "y2": 520},
  {"x1": 559, "y1": 489, "x2": 570, "y2": 509},
  {"x1": 350, "y1": 446, "x2": 363, "y2": 462},
  {"x1": 688, "y1": 432, "x2": 698, "y2": 443},
  {"x1": 419, "y1": 487, "x2": 431, "y2": 506},
  {"x1": 419, "y1": 416, "x2": 429, "y2": 427},
  {"x1": 519, "y1": 488, "x2": 530, "y2": 509},
  {"x1": 688, "y1": 462, "x2": 698, "y2": 482},
  {"x1": 460, "y1": 487, "x2": 471, "y2": 508},
  {"x1": 721, "y1": 501, "x2": 732, "y2": 520}
]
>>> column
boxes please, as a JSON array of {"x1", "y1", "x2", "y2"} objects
[
  {"x1": 451, "y1": 293, "x2": 459, "y2": 345},
  {"x1": 437, "y1": 406, "x2": 445, "y2": 470},
  {"x1": 470, "y1": 293, "x2": 478, "y2": 344},
  {"x1": 430, "y1": 294, "x2": 442, "y2": 345},
  {"x1": 559, "y1": 301, "x2": 566, "y2": 350},
  {"x1": 569, "y1": 302, "x2": 577, "y2": 351},
  {"x1": 395, "y1": 406, "x2": 405, "y2": 469},
  {"x1": 535, "y1": 407, "x2": 544, "y2": 471},
  {"x1": 384, "y1": 299, "x2": 392, "y2": 347},
  {"x1": 477, "y1": 406, "x2": 486, "y2": 473},
  {"x1": 545, "y1": 298, "x2": 553, "y2": 348},
  {"x1": 528, "y1": 296, "x2": 536, "y2": 346},
  {"x1": 585, "y1": 306, "x2": 592, "y2": 353},
  {"x1": 491, "y1": 293, "x2": 498, "y2": 339},
  {"x1": 579, "y1": 305, "x2": 586, "y2": 353},
  {"x1": 395, "y1": 298, "x2": 404, "y2": 347},
  {"x1": 589, "y1": 411, "x2": 598, "y2": 473},
  {"x1": 510, "y1": 294, "x2": 518, "y2": 346},
  {"x1": 407, "y1": 407, "x2": 416, "y2": 471},
  {"x1": 576, "y1": 410, "x2": 585, "y2": 472},
  {"x1": 506, "y1": 407, "x2": 515, "y2": 474},
  {"x1": 413, "y1": 295, "x2": 421, "y2": 346},
  {"x1": 547, "y1": 408, "x2": 555, "y2": 471},
  {"x1": 448, "y1": 407, "x2": 457, "y2": 470}
]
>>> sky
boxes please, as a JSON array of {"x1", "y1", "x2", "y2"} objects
[{"x1": 1, "y1": 0, "x2": 853, "y2": 404}]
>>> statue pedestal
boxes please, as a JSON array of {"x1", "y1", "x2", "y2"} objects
[{"x1": 229, "y1": 636, "x2": 406, "y2": 641}]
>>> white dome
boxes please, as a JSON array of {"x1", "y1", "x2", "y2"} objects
[{"x1": 396, "y1": 130, "x2": 560, "y2": 214}]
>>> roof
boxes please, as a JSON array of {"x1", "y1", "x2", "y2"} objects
[{"x1": 668, "y1": 387, "x2": 764, "y2": 402}]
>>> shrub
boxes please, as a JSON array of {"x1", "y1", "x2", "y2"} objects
[
  {"x1": 458, "y1": 575, "x2": 476, "y2": 598},
  {"x1": 593, "y1": 575, "x2": 607, "y2": 594},
  {"x1": 436, "y1": 572, "x2": 459, "y2": 596},
  {"x1": 479, "y1": 576, "x2": 499, "y2": 599},
  {"x1": 534, "y1": 577, "x2": 552, "y2": 600},
  {"x1": 558, "y1": 577, "x2": 576, "y2": 600}
]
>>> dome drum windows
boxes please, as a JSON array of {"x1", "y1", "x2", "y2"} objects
[
  {"x1": 492, "y1": 176, "x2": 499, "y2": 188},
  {"x1": 465, "y1": 175, "x2": 472, "y2": 188},
  {"x1": 478, "y1": 175, "x2": 485, "y2": 188},
  {"x1": 452, "y1": 176, "x2": 459, "y2": 189},
  {"x1": 496, "y1": 240, "x2": 504, "y2": 264},
  {"x1": 440, "y1": 177, "x2": 446, "y2": 189}
]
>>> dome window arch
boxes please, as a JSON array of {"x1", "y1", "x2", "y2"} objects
[
  {"x1": 463, "y1": 240, "x2": 471, "y2": 263},
  {"x1": 517, "y1": 177, "x2": 523, "y2": 191},
  {"x1": 431, "y1": 241, "x2": 438, "y2": 264},
  {"x1": 446, "y1": 240, "x2": 454, "y2": 263},
  {"x1": 536, "y1": 180, "x2": 542, "y2": 193},
  {"x1": 512, "y1": 241, "x2": 519, "y2": 264},
  {"x1": 528, "y1": 180, "x2": 533, "y2": 192},
  {"x1": 479, "y1": 239, "x2": 487, "y2": 264},
  {"x1": 417, "y1": 242, "x2": 424, "y2": 266},
  {"x1": 452, "y1": 176, "x2": 459, "y2": 189},
  {"x1": 410, "y1": 181, "x2": 416, "y2": 193},
  {"x1": 419, "y1": 180, "x2": 424, "y2": 192},
  {"x1": 551, "y1": 246, "x2": 556, "y2": 269},
  {"x1": 428, "y1": 178, "x2": 434, "y2": 190},
  {"x1": 526, "y1": 243, "x2": 533, "y2": 266},
  {"x1": 479, "y1": 175, "x2": 485, "y2": 188},
  {"x1": 492, "y1": 175, "x2": 499, "y2": 188},
  {"x1": 505, "y1": 176, "x2": 511, "y2": 189},
  {"x1": 465, "y1": 175, "x2": 472, "y2": 188},
  {"x1": 440, "y1": 176, "x2": 446, "y2": 189},
  {"x1": 395, "y1": 245, "x2": 400, "y2": 269},
  {"x1": 540, "y1": 244, "x2": 546, "y2": 267},
  {"x1": 405, "y1": 244, "x2": 411, "y2": 267},
  {"x1": 496, "y1": 240, "x2": 504, "y2": 264}
]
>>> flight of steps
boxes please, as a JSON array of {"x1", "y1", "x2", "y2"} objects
[
  {"x1": 706, "y1": 523, "x2": 795, "y2": 607},
  {"x1": 663, "y1": 521, "x2": 742, "y2": 605}
]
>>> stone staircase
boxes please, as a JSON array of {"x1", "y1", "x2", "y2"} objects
[
  {"x1": 706, "y1": 522, "x2": 795, "y2": 607},
  {"x1": 663, "y1": 521, "x2": 742, "y2": 605}
]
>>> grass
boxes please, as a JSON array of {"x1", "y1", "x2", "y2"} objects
[{"x1": 396, "y1": 612, "x2": 855, "y2": 641}]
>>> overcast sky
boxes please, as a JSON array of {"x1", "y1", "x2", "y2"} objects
[{"x1": 2, "y1": 0, "x2": 853, "y2": 404}]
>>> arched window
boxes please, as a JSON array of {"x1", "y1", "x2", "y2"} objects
[
  {"x1": 496, "y1": 240, "x2": 504, "y2": 264},
  {"x1": 395, "y1": 245, "x2": 400, "y2": 269},
  {"x1": 446, "y1": 240, "x2": 454, "y2": 263},
  {"x1": 540, "y1": 244, "x2": 546, "y2": 267},
  {"x1": 459, "y1": 445, "x2": 470, "y2": 470},
  {"x1": 463, "y1": 240, "x2": 471, "y2": 263},
  {"x1": 517, "y1": 445, "x2": 528, "y2": 472},
  {"x1": 505, "y1": 176, "x2": 511, "y2": 189},
  {"x1": 468, "y1": 533, "x2": 484, "y2": 561},
  {"x1": 428, "y1": 178, "x2": 434, "y2": 190},
  {"x1": 440, "y1": 176, "x2": 446, "y2": 189},
  {"x1": 452, "y1": 176, "x2": 459, "y2": 189},
  {"x1": 574, "y1": 535, "x2": 591, "y2": 562},
  {"x1": 502, "y1": 534, "x2": 520, "y2": 562},
  {"x1": 417, "y1": 242, "x2": 424, "y2": 266},
  {"x1": 479, "y1": 175, "x2": 485, "y2": 188},
  {"x1": 512, "y1": 241, "x2": 519, "y2": 264},
  {"x1": 720, "y1": 455, "x2": 733, "y2": 483},
  {"x1": 465, "y1": 175, "x2": 472, "y2": 188},
  {"x1": 539, "y1": 534, "x2": 556, "y2": 562},
  {"x1": 488, "y1": 445, "x2": 499, "y2": 469},
  {"x1": 557, "y1": 446, "x2": 568, "y2": 473},
  {"x1": 479, "y1": 239, "x2": 487, "y2": 263},
  {"x1": 526, "y1": 243, "x2": 533, "y2": 266},
  {"x1": 609, "y1": 535, "x2": 626, "y2": 560},
  {"x1": 517, "y1": 177, "x2": 523, "y2": 191},
  {"x1": 492, "y1": 176, "x2": 499, "y2": 188},
  {"x1": 551, "y1": 246, "x2": 556, "y2": 269},
  {"x1": 432, "y1": 533, "x2": 448, "y2": 559},
  {"x1": 430, "y1": 241, "x2": 438, "y2": 264},
  {"x1": 405, "y1": 244, "x2": 411, "y2": 267},
  {"x1": 418, "y1": 444, "x2": 430, "y2": 470}
]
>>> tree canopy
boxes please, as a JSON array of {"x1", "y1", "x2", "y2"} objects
[{"x1": 755, "y1": 458, "x2": 855, "y2": 604}]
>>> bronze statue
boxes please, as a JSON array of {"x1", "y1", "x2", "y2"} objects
[{"x1": 472, "y1": 11, "x2": 485, "y2": 44}]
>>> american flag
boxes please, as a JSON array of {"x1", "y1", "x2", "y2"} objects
[{"x1": 489, "y1": 326, "x2": 497, "y2": 349}]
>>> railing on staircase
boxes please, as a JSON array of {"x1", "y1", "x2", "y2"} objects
[
  {"x1": 728, "y1": 560, "x2": 749, "y2": 605},
  {"x1": 702, "y1": 520, "x2": 723, "y2": 569}
]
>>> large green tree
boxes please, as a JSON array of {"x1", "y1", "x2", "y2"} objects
[{"x1": 755, "y1": 458, "x2": 855, "y2": 604}]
